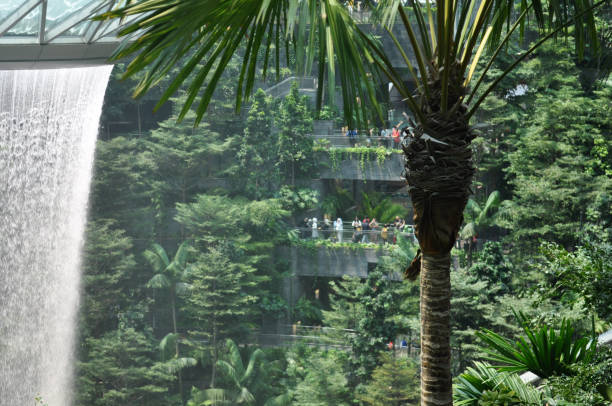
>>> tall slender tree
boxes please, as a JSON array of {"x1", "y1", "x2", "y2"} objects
[
  {"x1": 97, "y1": 1, "x2": 604, "y2": 403},
  {"x1": 185, "y1": 248, "x2": 259, "y2": 388},
  {"x1": 144, "y1": 241, "x2": 191, "y2": 398},
  {"x1": 276, "y1": 82, "x2": 314, "y2": 186}
]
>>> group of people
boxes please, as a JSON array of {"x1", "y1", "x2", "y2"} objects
[
  {"x1": 301, "y1": 215, "x2": 410, "y2": 245},
  {"x1": 350, "y1": 215, "x2": 408, "y2": 244},
  {"x1": 342, "y1": 121, "x2": 405, "y2": 149},
  {"x1": 302, "y1": 216, "x2": 345, "y2": 242}
]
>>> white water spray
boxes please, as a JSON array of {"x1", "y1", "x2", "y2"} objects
[{"x1": 0, "y1": 66, "x2": 112, "y2": 406}]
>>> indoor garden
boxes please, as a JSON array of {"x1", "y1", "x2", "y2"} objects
[{"x1": 0, "y1": 0, "x2": 610, "y2": 405}]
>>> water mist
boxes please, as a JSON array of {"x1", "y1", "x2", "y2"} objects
[{"x1": 0, "y1": 66, "x2": 113, "y2": 406}]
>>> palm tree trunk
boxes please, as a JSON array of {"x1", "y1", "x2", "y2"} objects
[
  {"x1": 210, "y1": 323, "x2": 217, "y2": 388},
  {"x1": 420, "y1": 252, "x2": 452, "y2": 405},
  {"x1": 402, "y1": 88, "x2": 475, "y2": 404},
  {"x1": 170, "y1": 289, "x2": 184, "y2": 401}
]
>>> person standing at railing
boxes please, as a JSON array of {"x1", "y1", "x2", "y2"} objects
[
  {"x1": 350, "y1": 128, "x2": 358, "y2": 147},
  {"x1": 311, "y1": 217, "x2": 319, "y2": 239},
  {"x1": 302, "y1": 218, "x2": 310, "y2": 239},
  {"x1": 351, "y1": 217, "x2": 362, "y2": 243},
  {"x1": 392, "y1": 126, "x2": 401, "y2": 149},
  {"x1": 393, "y1": 216, "x2": 402, "y2": 243},
  {"x1": 362, "y1": 217, "x2": 370, "y2": 243},
  {"x1": 366, "y1": 127, "x2": 375, "y2": 147},
  {"x1": 323, "y1": 216, "x2": 332, "y2": 239},
  {"x1": 381, "y1": 224, "x2": 389, "y2": 245},
  {"x1": 334, "y1": 217, "x2": 343, "y2": 242},
  {"x1": 369, "y1": 218, "x2": 379, "y2": 242}
]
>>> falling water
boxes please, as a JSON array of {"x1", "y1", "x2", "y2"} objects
[{"x1": 0, "y1": 66, "x2": 112, "y2": 406}]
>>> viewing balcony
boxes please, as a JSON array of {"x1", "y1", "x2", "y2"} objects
[
  {"x1": 283, "y1": 226, "x2": 415, "y2": 280},
  {"x1": 315, "y1": 148, "x2": 405, "y2": 182}
]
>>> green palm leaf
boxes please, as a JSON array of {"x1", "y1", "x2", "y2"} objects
[
  {"x1": 223, "y1": 338, "x2": 245, "y2": 380},
  {"x1": 477, "y1": 190, "x2": 502, "y2": 225},
  {"x1": 159, "y1": 332, "x2": 179, "y2": 359},
  {"x1": 96, "y1": 0, "x2": 602, "y2": 130},
  {"x1": 476, "y1": 314, "x2": 597, "y2": 378},
  {"x1": 146, "y1": 272, "x2": 171, "y2": 289},
  {"x1": 454, "y1": 361, "x2": 542, "y2": 405},
  {"x1": 144, "y1": 243, "x2": 170, "y2": 272},
  {"x1": 263, "y1": 393, "x2": 292, "y2": 406},
  {"x1": 200, "y1": 388, "x2": 232, "y2": 405},
  {"x1": 216, "y1": 360, "x2": 241, "y2": 388},
  {"x1": 235, "y1": 386, "x2": 255, "y2": 404},
  {"x1": 165, "y1": 357, "x2": 197, "y2": 374},
  {"x1": 242, "y1": 349, "x2": 264, "y2": 386}
]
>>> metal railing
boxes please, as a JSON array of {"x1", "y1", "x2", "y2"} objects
[
  {"x1": 294, "y1": 225, "x2": 415, "y2": 244},
  {"x1": 252, "y1": 324, "x2": 421, "y2": 355},
  {"x1": 264, "y1": 76, "x2": 317, "y2": 98},
  {"x1": 312, "y1": 134, "x2": 402, "y2": 149}
]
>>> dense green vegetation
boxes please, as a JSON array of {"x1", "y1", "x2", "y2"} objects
[{"x1": 77, "y1": 36, "x2": 611, "y2": 405}]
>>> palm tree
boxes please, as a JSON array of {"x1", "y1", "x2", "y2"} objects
[
  {"x1": 459, "y1": 190, "x2": 505, "y2": 263},
  {"x1": 187, "y1": 339, "x2": 290, "y2": 406},
  {"x1": 144, "y1": 241, "x2": 190, "y2": 398},
  {"x1": 98, "y1": 1, "x2": 603, "y2": 403}
]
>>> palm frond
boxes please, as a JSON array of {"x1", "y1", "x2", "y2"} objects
[
  {"x1": 459, "y1": 221, "x2": 477, "y2": 239},
  {"x1": 477, "y1": 190, "x2": 502, "y2": 225},
  {"x1": 464, "y1": 199, "x2": 482, "y2": 221},
  {"x1": 173, "y1": 240, "x2": 190, "y2": 267},
  {"x1": 223, "y1": 338, "x2": 245, "y2": 379},
  {"x1": 200, "y1": 388, "x2": 232, "y2": 405},
  {"x1": 263, "y1": 393, "x2": 292, "y2": 406},
  {"x1": 96, "y1": 0, "x2": 604, "y2": 132},
  {"x1": 146, "y1": 273, "x2": 171, "y2": 289},
  {"x1": 454, "y1": 361, "x2": 542, "y2": 405},
  {"x1": 216, "y1": 360, "x2": 241, "y2": 388},
  {"x1": 236, "y1": 387, "x2": 255, "y2": 404},
  {"x1": 97, "y1": 0, "x2": 395, "y2": 128},
  {"x1": 466, "y1": 3, "x2": 532, "y2": 104},
  {"x1": 144, "y1": 243, "x2": 170, "y2": 271},
  {"x1": 165, "y1": 357, "x2": 197, "y2": 374},
  {"x1": 175, "y1": 281, "x2": 191, "y2": 296},
  {"x1": 159, "y1": 332, "x2": 179, "y2": 359},
  {"x1": 476, "y1": 315, "x2": 597, "y2": 378},
  {"x1": 242, "y1": 349, "x2": 264, "y2": 386},
  {"x1": 467, "y1": 0, "x2": 607, "y2": 120}
]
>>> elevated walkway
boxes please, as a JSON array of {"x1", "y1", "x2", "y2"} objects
[
  {"x1": 281, "y1": 245, "x2": 398, "y2": 280},
  {"x1": 317, "y1": 150, "x2": 405, "y2": 181},
  {"x1": 263, "y1": 76, "x2": 317, "y2": 99}
]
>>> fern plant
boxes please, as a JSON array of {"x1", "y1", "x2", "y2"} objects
[
  {"x1": 476, "y1": 313, "x2": 597, "y2": 378},
  {"x1": 359, "y1": 191, "x2": 408, "y2": 224},
  {"x1": 454, "y1": 361, "x2": 542, "y2": 405}
]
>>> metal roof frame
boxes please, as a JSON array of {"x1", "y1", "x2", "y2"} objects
[{"x1": 0, "y1": 0, "x2": 126, "y2": 69}]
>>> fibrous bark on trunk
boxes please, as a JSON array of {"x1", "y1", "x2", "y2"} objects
[
  {"x1": 420, "y1": 252, "x2": 452, "y2": 404},
  {"x1": 402, "y1": 61, "x2": 475, "y2": 406}
]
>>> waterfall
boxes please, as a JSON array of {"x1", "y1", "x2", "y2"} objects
[{"x1": 0, "y1": 66, "x2": 113, "y2": 406}]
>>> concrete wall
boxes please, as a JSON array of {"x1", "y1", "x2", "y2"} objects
[
  {"x1": 318, "y1": 151, "x2": 405, "y2": 181},
  {"x1": 280, "y1": 245, "x2": 402, "y2": 309},
  {"x1": 282, "y1": 245, "x2": 385, "y2": 278}
]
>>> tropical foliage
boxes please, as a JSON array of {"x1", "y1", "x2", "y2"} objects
[
  {"x1": 454, "y1": 361, "x2": 542, "y2": 405},
  {"x1": 76, "y1": 8, "x2": 611, "y2": 405},
  {"x1": 477, "y1": 314, "x2": 597, "y2": 378}
]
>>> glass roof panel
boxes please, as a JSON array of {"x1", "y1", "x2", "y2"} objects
[
  {"x1": 45, "y1": 0, "x2": 99, "y2": 29},
  {"x1": 0, "y1": 0, "x2": 26, "y2": 21},
  {"x1": 63, "y1": 18, "x2": 90, "y2": 36},
  {"x1": 94, "y1": 17, "x2": 119, "y2": 39},
  {"x1": 6, "y1": 4, "x2": 40, "y2": 37}
]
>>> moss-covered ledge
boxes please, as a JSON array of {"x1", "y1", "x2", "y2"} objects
[{"x1": 314, "y1": 147, "x2": 405, "y2": 181}]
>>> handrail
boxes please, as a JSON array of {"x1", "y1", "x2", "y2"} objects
[{"x1": 263, "y1": 76, "x2": 317, "y2": 96}]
